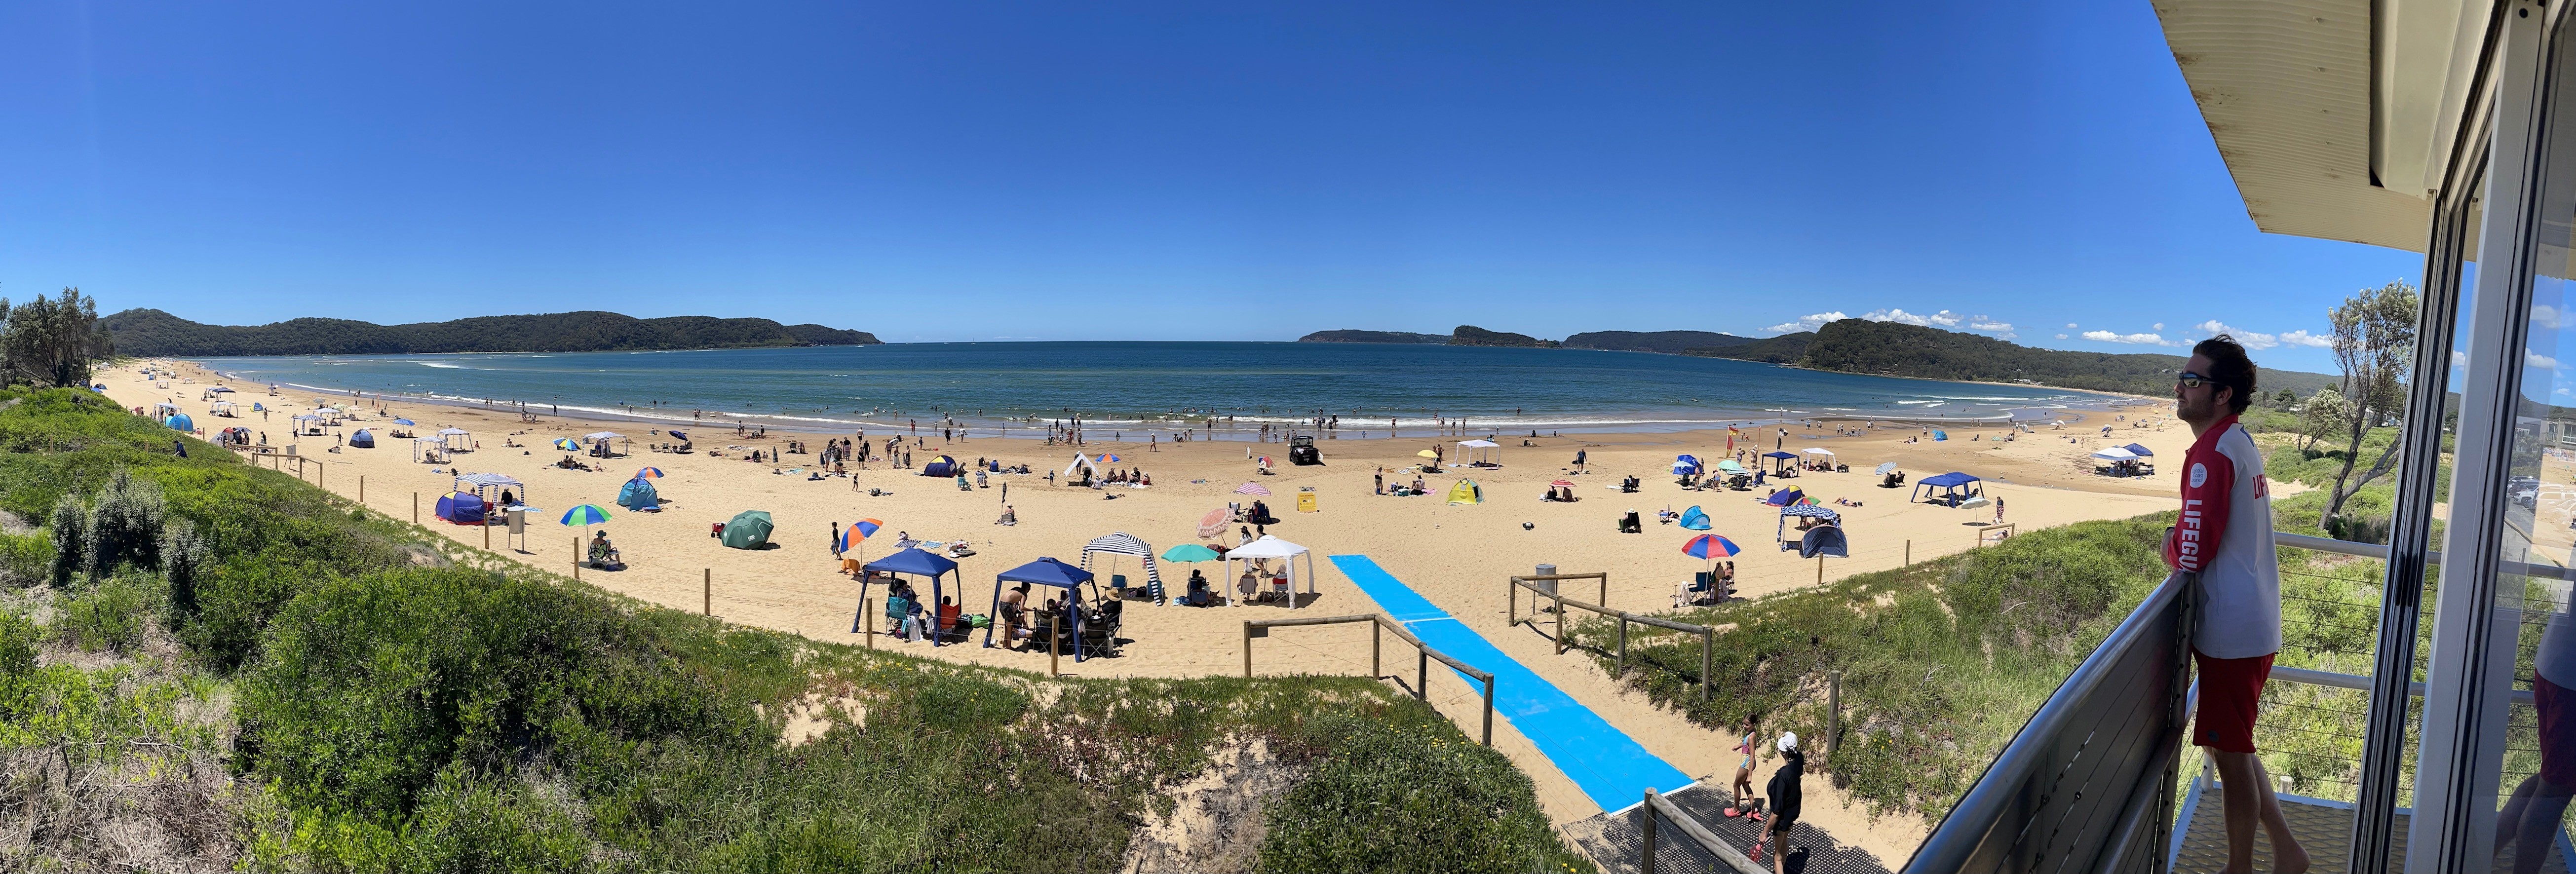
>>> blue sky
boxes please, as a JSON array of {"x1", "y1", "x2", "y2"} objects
[{"x1": 1, "y1": 1, "x2": 2418, "y2": 370}]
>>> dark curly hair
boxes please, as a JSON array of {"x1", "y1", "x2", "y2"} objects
[{"x1": 2192, "y1": 335, "x2": 2258, "y2": 415}]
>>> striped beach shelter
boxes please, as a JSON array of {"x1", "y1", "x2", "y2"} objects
[{"x1": 1078, "y1": 532, "x2": 1165, "y2": 605}]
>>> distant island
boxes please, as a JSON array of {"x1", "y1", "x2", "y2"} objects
[
  {"x1": 102, "y1": 309, "x2": 882, "y2": 357},
  {"x1": 1686, "y1": 319, "x2": 2340, "y2": 397},
  {"x1": 1560, "y1": 330, "x2": 1757, "y2": 354},
  {"x1": 1298, "y1": 325, "x2": 1557, "y2": 346}
]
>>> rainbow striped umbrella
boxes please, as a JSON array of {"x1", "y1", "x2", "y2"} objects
[
  {"x1": 553, "y1": 438, "x2": 582, "y2": 451},
  {"x1": 634, "y1": 466, "x2": 665, "y2": 479},
  {"x1": 560, "y1": 504, "x2": 613, "y2": 527},
  {"x1": 1103, "y1": 454, "x2": 1121, "y2": 463},
  {"x1": 1682, "y1": 534, "x2": 1741, "y2": 559}
]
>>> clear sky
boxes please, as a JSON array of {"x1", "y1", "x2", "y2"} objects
[{"x1": 1, "y1": 1, "x2": 2420, "y2": 371}]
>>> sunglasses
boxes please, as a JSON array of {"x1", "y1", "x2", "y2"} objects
[{"x1": 2176, "y1": 371, "x2": 2211, "y2": 389}]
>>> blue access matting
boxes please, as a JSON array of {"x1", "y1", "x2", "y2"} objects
[{"x1": 1329, "y1": 554, "x2": 1695, "y2": 812}]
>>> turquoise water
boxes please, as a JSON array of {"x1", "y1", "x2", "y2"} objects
[{"x1": 191, "y1": 341, "x2": 2119, "y2": 437}]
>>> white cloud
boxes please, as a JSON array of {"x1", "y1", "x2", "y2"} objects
[
  {"x1": 2539, "y1": 304, "x2": 2566, "y2": 330},
  {"x1": 2055, "y1": 333, "x2": 2069, "y2": 340},
  {"x1": 2082, "y1": 330, "x2": 2179, "y2": 346},
  {"x1": 1861, "y1": 308, "x2": 1934, "y2": 327},
  {"x1": 2153, "y1": 323, "x2": 2165, "y2": 331},
  {"x1": 2532, "y1": 352, "x2": 2561, "y2": 370},
  {"x1": 2277, "y1": 330, "x2": 2333, "y2": 348},
  {"x1": 2066, "y1": 323, "x2": 2078, "y2": 329},
  {"x1": 2454, "y1": 350, "x2": 2470, "y2": 367},
  {"x1": 1766, "y1": 311, "x2": 1848, "y2": 334},
  {"x1": 1927, "y1": 310, "x2": 1963, "y2": 327},
  {"x1": 1966, "y1": 316, "x2": 2016, "y2": 339},
  {"x1": 2193, "y1": 320, "x2": 2278, "y2": 350}
]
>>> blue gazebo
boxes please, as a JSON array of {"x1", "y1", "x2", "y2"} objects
[
  {"x1": 985, "y1": 556, "x2": 1098, "y2": 661},
  {"x1": 1762, "y1": 450, "x2": 1798, "y2": 474},
  {"x1": 855, "y1": 547, "x2": 958, "y2": 645},
  {"x1": 1912, "y1": 472, "x2": 1984, "y2": 506}
]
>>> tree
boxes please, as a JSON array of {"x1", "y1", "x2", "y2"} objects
[
  {"x1": 2298, "y1": 388, "x2": 2349, "y2": 453},
  {"x1": 2320, "y1": 281, "x2": 2421, "y2": 530},
  {"x1": 0, "y1": 288, "x2": 114, "y2": 388},
  {"x1": 2273, "y1": 388, "x2": 2300, "y2": 410}
]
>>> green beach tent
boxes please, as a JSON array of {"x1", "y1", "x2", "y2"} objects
[{"x1": 720, "y1": 510, "x2": 774, "y2": 549}]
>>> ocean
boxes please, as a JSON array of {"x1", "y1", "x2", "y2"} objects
[{"x1": 186, "y1": 342, "x2": 2129, "y2": 437}]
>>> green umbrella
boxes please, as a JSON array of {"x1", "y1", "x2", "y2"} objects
[
  {"x1": 560, "y1": 504, "x2": 613, "y2": 527},
  {"x1": 1162, "y1": 543, "x2": 1222, "y2": 563}
]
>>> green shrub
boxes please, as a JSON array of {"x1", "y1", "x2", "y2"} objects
[
  {"x1": 54, "y1": 572, "x2": 154, "y2": 652},
  {"x1": 0, "y1": 531, "x2": 50, "y2": 588},
  {"x1": 0, "y1": 610, "x2": 38, "y2": 677},
  {"x1": 47, "y1": 494, "x2": 82, "y2": 588},
  {"x1": 1259, "y1": 713, "x2": 1593, "y2": 874},
  {"x1": 82, "y1": 470, "x2": 165, "y2": 579}
]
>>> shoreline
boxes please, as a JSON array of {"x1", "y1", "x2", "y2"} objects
[{"x1": 186, "y1": 356, "x2": 2129, "y2": 443}]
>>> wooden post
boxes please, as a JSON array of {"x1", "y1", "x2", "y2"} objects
[
  {"x1": 1554, "y1": 592, "x2": 1566, "y2": 655},
  {"x1": 1617, "y1": 616, "x2": 1629, "y2": 676},
  {"x1": 1371, "y1": 621, "x2": 1382, "y2": 678},
  {"x1": 1643, "y1": 789, "x2": 1660, "y2": 874},
  {"x1": 572, "y1": 537, "x2": 580, "y2": 581},
  {"x1": 1700, "y1": 628, "x2": 1713, "y2": 700},
  {"x1": 1416, "y1": 648, "x2": 1428, "y2": 701},
  {"x1": 1481, "y1": 677, "x2": 1495, "y2": 746},
  {"x1": 1050, "y1": 616, "x2": 1062, "y2": 677},
  {"x1": 1599, "y1": 574, "x2": 1608, "y2": 609},
  {"x1": 360, "y1": 475, "x2": 365, "y2": 504},
  {"x1": 1507, "y1": 579, "x2": 1517, "y2": 626},
  {"x1": 413, "y1": 492, "x2": 419, "y2": 524},
  {"x1": 703, "y1": 569, "x2": 711, "y2": 616},
  {"x1": 1827, "y1": 669, "x2": 1842, "y2": 766},
  {"x1": 864, "y1": 598, "x2": 875, "y2": 648},
  {"x1": 1905, "y1": 538, "x2": 1912, "y2": 567},
  {"x1": 483, "y1": 520, "x2": 490, "y2": 550},
  {"x1": 1243, "y1": 623, "x2": 1254, "y2": 678},
  {"x1": 1817, "y1": 555, "x2": 1825, "y2": 585}
]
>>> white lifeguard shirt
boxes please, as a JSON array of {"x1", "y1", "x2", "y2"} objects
[{"x1": 2161, "y1": 415, "x2": 2282, "y2": 659}]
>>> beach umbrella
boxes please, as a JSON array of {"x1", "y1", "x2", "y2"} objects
[
  {"x1": 1162, "y1": 543, "x2": 1222, "y2": 563},
  {"x1": 554, "y1": 438, "x2": 582, "y2": 451},
  {"x1": 1196, "y1": 506, "x2": 1232, "y2": 539},
  {"x1": 1416, "y1": 449, "x2": 1439, "y2": 458},
  {"x1": 839, "y1": 517, "x2": 883, "y2": 553},
  {"x1": 1550, "y1": 479, "x2": 1575, "y2": 487},
  {"x1": 1682, "y1": 534, "x2": 1741, "y2": 559},
  {"x1": 634, "y1": 466, "x2": 665, "y2": 479},
  {"x1": 561, "y1": 504, "x2": 614, "y2": 527},
  {"x1": 1103, "y1": 454, "x2": 1121, "y2": 463},
  {"x1": 1233, "y1": 483, "x2": 1271, "y2": 496},
  {"x1": 669, "y1": 430, "x2": 688, "y2": 442},
  {"x1": 392, "y1": 418, "x2": 413, "y2": 425},
  {"x1": 1875, "y1": 461, "x2": 1899, "y2": 476}
]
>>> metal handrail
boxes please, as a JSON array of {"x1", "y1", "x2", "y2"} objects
[{"x1": 2276, "y1": 530, "x2": 2575, "y2": 581}]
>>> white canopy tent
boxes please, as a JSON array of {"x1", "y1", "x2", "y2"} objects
[
  {"x1": 1802, "y1": 447, "x2": 1836, "y2": 456},
  {"x1": 413, "y1": 437, "x2": 450, "y2": 463},
  {"x1": 438, "y1": 427, "x2": 474, "y2": 452},
  {"x1": 1062, "y1": 453, "x2": 1101, "y2": 480},
  {"x1": 210, "y1": 400, "x2": 238, "y2": 417},
  {"x1": 2090, "y1": 446, "x2": 2141, "y2": 461},
  {"x1": 1223, "y1": 535, "x2": 1317, "y2": 608},
  {"x1": 1456, "y1": 439, "x2": 1500, "y2": 466}
]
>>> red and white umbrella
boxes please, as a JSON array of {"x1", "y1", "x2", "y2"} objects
[{"x1": 1550, "y1": 479, "x2": 1575, "y2": 487}]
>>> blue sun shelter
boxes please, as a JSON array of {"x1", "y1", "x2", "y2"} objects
[
  {"x1": 1678, "y1": 505, "x2": 1711, "y2": 531},
  {"x1": 164, "y1": 413, "x2": 193, "y2": 431},
  {"x1": 347, "y1": 428, "x2": 375, "y2": 449},
  {"x1": 1912, "y1": 471, "x2": 1983, "y2": 506},
  {"x1": 985, "y1": 556, "x2": 1102, "y2": 661},
  {"x1": 857, "y1": 547, "x2": 957, "y2": 645},
  {"x1": 616, "y1": 477, "x2": 660, "y2": 511}
]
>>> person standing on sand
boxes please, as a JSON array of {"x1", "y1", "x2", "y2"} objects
[
  {"x1": 2168, "y1": 335, "x2": 2305, "y2": 874},
  {"x1": 1994, "y1": 495, "x2": 2005, "y2": 525}
]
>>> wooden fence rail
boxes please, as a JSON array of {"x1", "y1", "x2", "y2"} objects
[
  {"x1": 1509, "y1": 574, "x2": 1714, "y2": 700},
  {"x1": 1244, "y1": 613, "x2": 1495, "y2": 746}
]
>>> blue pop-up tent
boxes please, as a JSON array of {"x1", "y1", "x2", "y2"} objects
[
  {"x1": 1762, "y1": 450, "x2": 1798, "y2": 474},
  {"x1": 856, "y1": 547, "x2": 958, "y2": 645},
  {"x1": 1912, "y1": 472, "x2": 1983, "y2": 506},
  {"x1": 1798, "y1": 524, "x2": 1850, "y2": 559},
  {"x1": 164, "y1": 414, "x2": 193, "y2": 431},
  {"x1": 348, "y1": 428, "x2": 375, "y2": 449},
  {"x1": 985, "y1": 556, "x2": 1100, "y2": 661},
  {"x1": 1678, "y1": 505, "x2": 1711, "y2": 531},
  {"x1": 616, "y1": 477, "x2": 660, "y2": 511},
  {"x1": 433, "y1": 491, "x2": 486, "y2": 525},
  {"x1": 1764, "y1": 488, "x2": 1806, "y2": 507}
]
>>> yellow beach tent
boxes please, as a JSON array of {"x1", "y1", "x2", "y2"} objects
[{"x1": 1446, "y1": 479, "x2": 1483, "y2": 505}]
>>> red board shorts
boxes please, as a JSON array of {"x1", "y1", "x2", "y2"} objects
[
  {"x1": 2538, "y1": 674, "x2": 2576, "y2": 786},
  {"x1": 2192, "y1": 648, "x2": 2274, "y2": 754}
]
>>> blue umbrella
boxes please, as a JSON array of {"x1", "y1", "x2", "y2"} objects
[
  {"x1": 394, "y1": 418, "x2": 416, "y2": 426},
  {"x1": 560, "y1": 504, "x2": 614, "y2": 527}
]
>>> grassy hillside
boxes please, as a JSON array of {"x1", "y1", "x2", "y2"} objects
[
  {"x1": 1687, "y1": 319, "x2": 2340, "y2": 397},
  {"x1": 0, "y1": 387, "x2": 1584, "y2": 873},
  {"x1": 1295, "y1": 330, "x2": 1449, "y2": 344},
  {"x1": 102, "y1": 309, "x2": 881, "y2": 357}
]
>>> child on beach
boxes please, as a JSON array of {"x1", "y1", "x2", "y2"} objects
[{"x1": 1727, "y1": 714, "x2": 1759, "y2": 816}]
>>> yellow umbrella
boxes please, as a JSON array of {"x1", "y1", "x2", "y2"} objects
[{"x1": 1417, "y1": 449, "x2": 1439, "y2": 458}]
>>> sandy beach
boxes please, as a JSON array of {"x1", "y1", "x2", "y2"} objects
[{"x1": 108, "y1": 359, "x2": 2196, "y2": 861}]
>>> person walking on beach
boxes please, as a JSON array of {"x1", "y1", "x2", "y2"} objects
[
  {"x1": 2168, "y1": 335, "x2": 2305, "y2": 874},
  {"x1": 1755, "y1": 732, "x2": 1804, "y2": 874}
]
